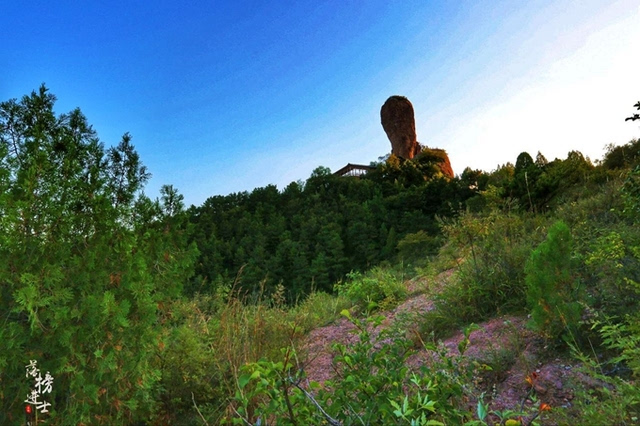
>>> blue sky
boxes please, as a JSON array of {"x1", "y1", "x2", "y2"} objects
[{"x1": 2, "y1": 0, "x2": 639, "y2": 206}]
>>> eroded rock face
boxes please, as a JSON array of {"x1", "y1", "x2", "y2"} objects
[{"x1": 380, "y1": 96, "x2": 420, "y2": 160}]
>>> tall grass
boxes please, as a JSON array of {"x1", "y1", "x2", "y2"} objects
[{"x1": 154, "y1": 283, "x2": 350, "y2": 424}]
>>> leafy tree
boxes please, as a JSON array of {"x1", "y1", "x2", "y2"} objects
[{"x1": 602, "y1": 140, "x2": 640, "y2": 170}]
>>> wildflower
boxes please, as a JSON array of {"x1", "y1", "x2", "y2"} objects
[{"x1": 525, "y1": 371, "x2": 538, "y2": 386}]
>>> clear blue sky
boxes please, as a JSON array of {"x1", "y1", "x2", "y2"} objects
[{"x1": 2, "y1": 0, "x2": 639, "y2": 206}]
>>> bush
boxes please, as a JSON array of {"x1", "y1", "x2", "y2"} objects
[
  {"x1": 622, "y1": 165, "x2": 640, "y2": 220},
  {"x1": 228, "y1": 312, "x2": 478, "y2": 425},
  {"x1": 525, "y1": 220, "x2": 582, "y2": 341},
  {"x1": 397, "y1": 230, "x2": 442, "y2": 265},
  {"x1": 155, "y1": 297, "x2": 224, "y2": 423},
  {"x1": 418, "y1": 211, "x2": 542, "y2": 339},
  {"x1": 289, "y1": 291, "x2": 351, "y2": 332},
  {"x1": 552, "y1": 319, "x2": 640, "y2": 424},
  {"x1": 334, "y1": 267, "x2": 406, "y2": 313}
]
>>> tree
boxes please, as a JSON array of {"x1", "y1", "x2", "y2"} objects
[
  {"x1": 0, "y1": 86, "x2": 195, "y2": 423},
  {"x1": 525, "y1": 221, "x2": 581, "y2": 341},
  {"x1": 602, "y1": 140, "x2": 640, "y2": 170}
]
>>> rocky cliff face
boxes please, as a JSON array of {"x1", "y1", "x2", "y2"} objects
[{"x1": 380, "y1": 96, "x2": 421, "y2": 160}]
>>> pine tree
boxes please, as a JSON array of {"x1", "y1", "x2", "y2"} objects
[
  {"x1": 0, "y1": 86, "x2": 196, "y2": 423},
  {"x1": 525, "y1": 220, "x2": 581, "y2": 341}
]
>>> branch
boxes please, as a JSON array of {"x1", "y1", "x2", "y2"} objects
[
  {"x1": 229, "y1": 403, "x2": 253, "y2": 426},
  {"x1": 281, "y1": 347, "x2": 298, "y2": 426},
  {"x1": 290, "y1": 380, "x2": 342, "y2": 426},
  {"x1": 191, "y1": 392, "x2": 210, "y2": 426},
  {"x1": 626, "y1": 101, "x2": 640, "y2": 121}
]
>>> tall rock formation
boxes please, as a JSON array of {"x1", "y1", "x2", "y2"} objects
[
  {"x1": 380, "y1": 95, "x2": 454, "y2": 179},
  {"x1": 380, "y1": 95, "x2": 420, "y2": 160}
]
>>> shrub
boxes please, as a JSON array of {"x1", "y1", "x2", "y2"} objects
[
  {"x1": 554, "y1": 177, "x2": 640, "y2": 316},
  {"x1": 228, "y1": 312, "x2": 478, "y2": 425},
  {"x1": 418, "y1": 211, "x2": 541, "y2": 339},
  {"x1": 552, "y1": 320, "x2": 640, "y2": 424},
  {"x1": 622, "y1": 165, "x2": 640, "y2": 220},
  {"x1": 334, "y1": 267, "x2": 406, "y2": 313},
  {"x1": 525, "y1": 220, "x2": 582, "y2": 341},
  {"x1": 397, "y1": 230, "x2": 442, "y2": 265},
  {"x1": 289, "y1": 291, "x2": 351, "y2": 332},
  {"x1": 154, "y1": 297, "x2": 224, "y2": 424},
  {"x1": 597, "y1": 315, "x2": 640, "y2": 378},
  {"x1": 154, "y1": 288, "x2": 351, "y2": 424},
  {"x1": 582, "y1": 229, "x2": 640, "y2": 315}
]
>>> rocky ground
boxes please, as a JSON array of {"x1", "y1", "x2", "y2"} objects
[{"x1": 301, "y1": 269, "x2": 582, "y2": 424}]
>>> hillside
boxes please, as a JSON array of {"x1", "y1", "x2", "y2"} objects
[{"x1": 1, "y1": 87, "x2": 639, "y2": 424}]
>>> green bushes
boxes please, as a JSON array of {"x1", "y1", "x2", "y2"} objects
[
  {"x1": 552, "y1": 318, "x2": 640, "y2": 424},
  {"x1": 155, "y1": 297, "x2": 224, "y2": 422},
  {"x1": 418, "y1": 211, "x2": 542, "y2": 339},
  {"x1": 152, "y1": 287, "x2": 351, "y2": 424},
  {"x1": 215, "y1": 149, "x2": 640, "y2": 424},
  {"x1": 230, "y1": 312, "x2": 478, "y2": 425},
  {"x1": 0, "y1": 86, "x2": 197, "y2": 424},
  {"x1": 622, "y1": 165, "x2": 640, "y2": 219},
  {"x1": 598, "y1": 316, "x2": 640, "y2": 378},
  {"x1": 334, "y1": 267, "x2": 407, "y2": 312}
]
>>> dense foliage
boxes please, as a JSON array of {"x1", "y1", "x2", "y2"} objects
[
  {"x1": 187, "y1": 151, "x2": 473, "y2": 301},
  {"x1": 525, "y1": 220, "x2": 581, "y2": 340},
  {"x1": 0, "y1": 86, "x2": 197, "y2": 423}
]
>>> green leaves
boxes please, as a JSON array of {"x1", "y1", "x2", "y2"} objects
[
  {"x1": 458, "y1": 323, "x2": 481, "y2": 356},
  {"x1": 229, "y1": 312, "x2": 477, "y2": 425},
  {"x1": 335, "y1": 268, "x2": 407, "y2": 313},
  {"x1": 0, "y1": 86, "x2": 196, "y2": 423},
  {"x1": 476, "y1": 396, "x2": 488, "y2": 421}
]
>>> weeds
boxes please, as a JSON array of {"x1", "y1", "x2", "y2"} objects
[
  {"x1": 155, "y1": 282, "x2": 350, "y2": 424},
  {"x1": 334, "y1": 267, "x2": 407, "y2": 313},
  {"x1": 475, "y1": 320, "x2": 527, "y2": 387},
  {"x1": 228, "y1": 312, "x2": 480, "y2": 425}
]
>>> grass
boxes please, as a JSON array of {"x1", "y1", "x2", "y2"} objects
[{"x1": 154, "y1": 284, "x2": 351, "y2": 424}]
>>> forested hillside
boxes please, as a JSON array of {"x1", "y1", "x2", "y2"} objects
[
  {"x1": 186, "y1": 136, "x2": 621, "y2": 303},
  {"x1": 1, "y1": 87, "x2": 639, "y2": 424},
  {"x1": 187, "y1": 148, "x2": 472, "y2": 300}
]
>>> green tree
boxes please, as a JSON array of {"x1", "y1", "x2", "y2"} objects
[
  {"x1": 0, "y1": 86, "x2": 195, "y2": 423},
  {"x1": 525, "y1": 221, "x2": 581, "y2": 341}
]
